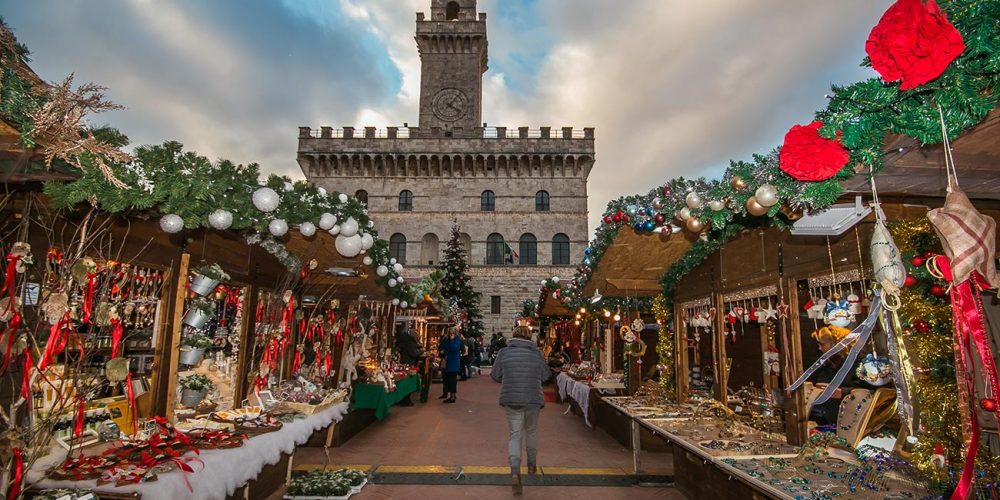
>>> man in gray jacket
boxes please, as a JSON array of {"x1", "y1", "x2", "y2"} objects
[{"x1": 490, "y1": 326, "x2": 551, "y2": 495}]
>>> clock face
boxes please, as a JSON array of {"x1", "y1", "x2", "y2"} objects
[{"x1": 432, "y1": 88, "x2": 468, "y2": 122}]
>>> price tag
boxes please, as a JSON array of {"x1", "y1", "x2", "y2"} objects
[{"x1": 734, "y1": 405, "x2": 743, "y2": 414}]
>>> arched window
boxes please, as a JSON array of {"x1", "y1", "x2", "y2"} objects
[
  {"x1": 486, "y1": 233, "x2": 505, "y2": 265},
  {"x1": 459, "y1": 233, "x2": 472, "y2": 258},
  {"x1": 481, "y1": 190, "x2": 495, "y2": 211},
  {"x1": 519, "y1": 233, "x2": 537, "y2": 266},
  {"x1": 389, "y1": 234, "x2": 407, "y2": 264},
  {"x1": 446, "y1": 1, "x2": 460, "y2": 20},
  {"x1": 535, "y1": 190, "x2": 550, "y2": 211},
  {"x1": 552, "y1": 233, "x2": 570, "y2": 265},
  {"x1": 355, "y1": 189, "x2": 368, "y2": 206},
  {"x1": 398, "y1": 190, "x2": 413, "y2": 211},
  {"x1": 420, "y1": 233, "x2": 439, "y2": 266}
]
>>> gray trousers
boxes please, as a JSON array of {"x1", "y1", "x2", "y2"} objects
[{"x1": 503, "y1": 405, "x2": 540, "y2": 468}]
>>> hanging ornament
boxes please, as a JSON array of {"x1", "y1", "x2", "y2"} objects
[
  {"x1": 317, "y1": 187, "x2": 328, "y2": 197},
  {"x1": 362, "y1": 256, "x2": 373, "y2": 266},
  {"x1": 980, "y1": 398, "x2": 998, "y2": 413},
  {"x1": 208, "y1": 209, "x2": 233, "y2": 230},
  {"x1": 298, "y1": 222, "x2": 317, "y2": 237},
  {"x1": 340, "y1": 217, "x2": 360, "y2": 237},
  {"x1": 390, "y1": 258, "x2": 397, "y2": 265},
  {"x1": 393, "y1": 263, "x2": 403, "y2": 273},
  {"x1": 159, "y1": 214, "x2": 184, "y2": 233},
  {"x1": 252, "y1": 187, "x2": 280, "y2": 212},
  {"x1": 686, "y1": 217, "x2": 706, "y2": 233},
  {"x1": 642, "y1": 221, "x2": 655, "y2": 232},
  {"x1": 339, "y1": 193, "x2": 349, "y2": 203},
  {"x1": 318, "y1": 213, "x2": 337, "y2": 230},
  {"x1": 708, "y1": 200, "x2": 725, "y2": 212},
  {"x1": 283, "y1": 181, "x2": 294, "y2": 192},
  {"x1": 651, "y1": 197, "x2": 663, "y2": 210},
  {"x1": 334, "y1": 234, "x2": 363, "y2": 258},
  {"x1": 779, "y1": 204, "x2": 803, "y2": 221},
  {"x1": 745, "y1": 197, "x2": 768, "y2": 216},
  {"x1": 268, "y1": 219, "x2": 289, "y2": 237},
  {"x1": 626, "y1": 204, "x2": 638, "y2": 215},
  {"x1": 730, "y1": 176, "x2": 747, "y2": 191},
  {"x1": 360, "y1": 233, "x2": 374, "y2": 250},
  {"x1": 612, "y1": 212, "x2": 623, "y2": 223},
  {"x1": 929, "y1": 283, "x2": 946, "y2": 297},
  {"x1": 633, "y1": 222, "x2": 643, "y2": 232},
  {"x1": 685, "y1": 192, "x2": 702, "y2": 209},
  {"x1": 329, "y1": 225, "x2": 341, "y2": 236},
  {"x1": 910, "y1": 255, "x2": 925, "y2": 267},
  {"x1": 677, "y1": 207, "x2": 691, "y2": 221},
  {"x1": 400, "y1": 301, "x2": 409, "y2": 309},
  {"x1": 903, "y1": 275, "x2": 917, "y2": 287},
  {"x1": 377, "y1": 266, "x2": 389, "y2": 277},
  {"x1": 391, "y1": 298, "x2": 400, "y2": 305},
  {"x1": 653, "y1": 213, "x2": 666, "y2": 225},
  {"x1": 388, "y1": 279, "x2": 397, "y2": 287},
  {"x1": 755, "y1": 184, "x2": 779, "y2": 207}
]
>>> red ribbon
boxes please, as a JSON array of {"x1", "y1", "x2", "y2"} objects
[
  {"x1": 292, "y1": 349, "x2": 302, "y2": 374},
  {"x1": 21, "y1": 350, "x2": 33, "y2": 410},
  {"x1": 125, "y1": 372, "x2": 138, "y2": 436},
  {"x1": 932, "y1": 255, "x2": 995, "y2": 500},
  {"x1": 0, "y1": 311, "x2": 21, "y2": 374},
  {"x1": 110, "y1": 318, "x2": 124, "y2": 358},
  {"x1": 2, "y1": 254, "x2": 19, "y2": 301},
  {"x1": 74, "y1": 397, "x2": 86, "y2": 437},
  {"x1": 81, "y1": 272, "x2": 96, "y2": 324},
  {"x1": 7, "y1": 448, "x2": 23, "y2": 500},
  {"x1": 39, "y1": 313, "x2": 72, "y2": 371}
]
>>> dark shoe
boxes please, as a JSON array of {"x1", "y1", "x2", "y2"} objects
[
  {"x1": 527, "y1": 465, "x2": 537, "y2": 475},
  {"x1": 511, "y1": 469, "x2": 523, "y2": 495},
  {"x1": 444, "y1": 397, "x2": 456, "y2": 404},
  {"x1": 438, "y1": 393, "x2": 448, "y2": 399}
]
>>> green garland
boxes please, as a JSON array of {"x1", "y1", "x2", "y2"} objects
[{"x1": 561, "y1": 0, "x2": 1000, "y2": 313}]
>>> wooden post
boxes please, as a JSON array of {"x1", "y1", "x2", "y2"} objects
[
  {"x1": 673, "y1": 301, "x2": 688, "y2": 402},
  {"x1": 158, "y1": 252, "x2": 190, "y2": 421},
  {"x1": 148, "y1": 266, "x2": 175, "y2": 418},
  {"x1": 234, "y1": 285, "x2": 258, "y2": 405},
  {"x1": 784, "y1": 277, "x2": 808, "y2": 445},
  {"x1": 712, "y1": 292, "x2": 728, "y2": 403}
]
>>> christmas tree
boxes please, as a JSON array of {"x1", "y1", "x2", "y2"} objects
[{"x1": 439, "y1": 223, "x2": 484, "y2": 339}]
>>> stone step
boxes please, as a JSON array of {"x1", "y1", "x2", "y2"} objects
[{"x1": 293, "y1": 464, "x2": 672, "y2": 487}]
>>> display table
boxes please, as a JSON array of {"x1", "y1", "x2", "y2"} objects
[
  {"x1": 556, "y1": 372, "x2": 595, "y2": 426},
  {"x1": 27, "y1": 402, "x2": 350, "y2": 500},
  {"x1": 351, "y1": 374, "x2": 420, "y2": 421}
]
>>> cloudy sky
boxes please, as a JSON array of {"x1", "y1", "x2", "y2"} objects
[{"x1": 4, "y1": 0, "x2": 891, "y2": 232}]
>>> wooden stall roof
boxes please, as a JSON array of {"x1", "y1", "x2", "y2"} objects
[
  {"x1": 581, "y1": 229, "x2": 694, "y2": 298},
  {"x1": 538, "y1": 291, "x2": 573, "y2": 317},
  {"x1": 842, "y1": 106, "x2": 1000, "y2": 201}
]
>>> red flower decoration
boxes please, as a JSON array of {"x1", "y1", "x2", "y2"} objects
[
  {"x1": 778, "y1": 121, "x2": 850, "y2": 182},
  {"x1": 865, "y1": 0, "x2": 965, "y2": 91}
]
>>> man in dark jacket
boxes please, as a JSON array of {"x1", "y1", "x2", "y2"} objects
[{"x1": 491, "y1": 326, "x2": 550, "y2": 495}]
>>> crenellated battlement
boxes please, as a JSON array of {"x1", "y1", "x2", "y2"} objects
[{"x1": 297, "y1": 126, "x2": 594, "y2": 140}]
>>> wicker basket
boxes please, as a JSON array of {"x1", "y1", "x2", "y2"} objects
[{"x1": 275, "y1": 391, "x2": 347, "y2": 416}]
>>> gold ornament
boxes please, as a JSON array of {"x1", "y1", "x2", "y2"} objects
[
  {"x1": 41, "y1": 291, "x2": 70, "y2": 325},
  {"x1": 686, "y1": 217, "x2": 707, "y2": 233},
  {"x1": 746, "y1": 197, "x2": 768, "y2": 216},
  {"x1": 730, "y1": 176, "x2": 747, "y2": 191},
  {"x1": 105, "y1": 357, "x2": 130, "y2": 382},
  {"x1": 780, "y1": 204, "x2": 803, "y2": 221}
]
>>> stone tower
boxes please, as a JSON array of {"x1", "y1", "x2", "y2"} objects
[{"x1": 298, "y1": 1, "x2": 595, "y2": 335}]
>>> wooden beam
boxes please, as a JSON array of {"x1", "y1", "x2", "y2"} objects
[
  {"x1": 605, "y1": 278, "x2": 663, "y2": 293},
  {"x1": 784, "y1": 277, "x2": 808, "y2": 446},
  {"x1": 234, "y1": 285, "x2": 258, "y2": 405},
  {"x1": 673, "y1": 301, "x2": 688, "y2": 403},
  {"x1": 712, "y1": 292, "x2": 728, "y2": 403},
  {"x1": 159, "y1": 253, "x2": 190, "y2": 421}
]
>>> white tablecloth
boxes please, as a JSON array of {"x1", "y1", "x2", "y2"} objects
[
  {"x1": 556, "y1": 372, "x2": 592, "y2": 426},
  {"x1": 28, "y1": 402, "x2": 350, "y2": 500}
]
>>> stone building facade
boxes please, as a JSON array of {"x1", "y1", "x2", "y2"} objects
[{"x1": 297, "y1": 0, "x2": 594, "y2": 335}]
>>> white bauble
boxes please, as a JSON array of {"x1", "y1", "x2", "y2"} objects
[
  {"x1": 317, "y1": 187, "x2": 327, "y2": 197},
  {"x1": 283, "y1": 181, "x2": 294, "y2": 192},
  {"x1": 160, "y1": 214, "x2": 184, "y2": 234},
  {"x1": 329, "y1": 225, "x2": 341, "y2": 236},
  {"x1": 388, "y1": 278, "x2": 397, "y2": 287},
  {"x1": 360, "y1": 233, "x2": 374, "y2": 250},
  {"x1": 393, "y1": 263, "x2": 403, "y2": 273},
  {"x1": 651, "y1": 197, "x2": 663, "y2": 210},
  {"x1": 363, "y1": 256, "x2": 374, "y2": 266},
  {"x1": 208, "y1": 209, "x2": 233, "y2": 230},
  {"x1": 338, "y1": 193, "x2": 348, "y2": 203},
  {"x1": 392, "y1": 298, "x2": 400, "y2": 306},
  {"x1": 318, "y1": 213, "x2": 337, "y2": 230},
  {"x1": 268, "y1": 219, "x2": 289, "y2": 237},
  {"x1": 367, "y1": 220, "x2": 374, "y2": 228},
  {"x1": 299, "y1": 222, "x2": 317, "y2": 237},
  {"x1": 685, "y1": 192, "x2": 702, "y2": 209},
  {"x1": 541, "y1": 280, "x2": 548, "y2": 286},
  {"x1": 678, "y1": 207, "x2": 692, "y2": 221},
  {"x1": 334, "y1": 234, "x2": 363, "y2": 258},
  {"x1": 400, "y1": 301, "x2": 408, "y2": 308},
  {"x1": 252, "y1": 187, "x2": 280, "y2": 212},
  {"x1": 340, "y1": 217, "x2": 359, "y2": 237},
  {"x1": 397, "y1": 276, "x2": 405, "y2": 284},
  {"x1": 708, "y1": 200, "x2": 725, "y2": 212},
  {"x1": 551, "y1": 276, "x2": 560, "y2": 283},
  {"x1": 376, "y1": 265, "x2": 389, "y2": 277},
  {"x1": 755, "y1": 184, "x2": 779, "y2": 208}
]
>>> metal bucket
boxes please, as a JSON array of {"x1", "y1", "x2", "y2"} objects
[
  {"x1": 183, "y1": 308, "x2": 212, "y2": 328},
  {"x1": 189, "y1": 276, "x2": 220, "y2": 296},
  {"x1": 178, "y1": 347, "x2": 205, "y2": 366},
  {"x1": 179, "y1": 388, "x2": 208, "y2": 407}
]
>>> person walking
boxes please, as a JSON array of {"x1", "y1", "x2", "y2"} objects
[
  {"x1": 440, "y1": 328, "x2": 463, "y2": 403},
  {"x1": 490, "y1": 325, "x2": 551, "y2": 495}
]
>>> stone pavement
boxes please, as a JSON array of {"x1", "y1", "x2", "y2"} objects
[{"x1": 292, "y1": 373, "x2": 683, "y2": 499}]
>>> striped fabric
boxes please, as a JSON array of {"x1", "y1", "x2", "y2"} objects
[{"x1": 928, "y1": 189, "x2": 999, "y2": 288}]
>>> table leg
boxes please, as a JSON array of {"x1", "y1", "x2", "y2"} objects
[
  {"x1": 325, "y1": 422, "x2": 336, "y2": 448},
  {"x1": 631, "y1": 418, "x2": 641, "y2": 474}
]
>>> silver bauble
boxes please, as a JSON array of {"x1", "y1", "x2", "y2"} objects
[
  {"x1": 298, "y1": 222, "x2": 317, "y2": 237},
  {"x1": 377, "y1": 265, "x2": 389, "y2": 277},
  {"x1": 208, "y1": 210, "x2": 233, "y2": 230},
  {"x1": 755, "y1": 184, "x2": 779, "y2": 207},
  {"x1": 329, "y1": 225, "x2": 341, "y2": 236},
  {"x1": 708, "y1": 200, "x2": 725, "y2": 212},
  {"x1": 318, "y1": 213, "x2": 337, "y2": 230},
  {"x1": 363, "y1": 256, "x2": 374, "y2": 266},
  {"x1": 360, "y1": 233, "x2": 374, "y2": 250},
  {"x1": 677, "y1": 207, "x2": 692, "y2": 221},
  {"x1": 252, "y1": 187, "x2": 280, "y2": 212},
  {"x1": 334, "y1": 234, "x2": 363, "y2": 258},
  {"x1": 160, "y1": 214, "x2": 184, "y2": 234},
  {"x1": 268, "y1": 219, "x2": 289, "y2": 237},
  {"x1": 340, "y1": 217, "x2": 360, "y2": 237},
  {"x1": 685, "y1": 192, "x2": 702, "y2": 209}
]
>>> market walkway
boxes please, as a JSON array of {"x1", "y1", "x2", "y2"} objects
[{"x1": 293, "y1": 372, "x2": 682, "y2": 499}]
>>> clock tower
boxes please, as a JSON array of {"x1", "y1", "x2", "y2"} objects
[{"x1": 416, "y1": 0, "x2": 488, "y2": 134}]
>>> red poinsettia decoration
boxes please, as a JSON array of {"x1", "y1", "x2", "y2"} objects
[
  {"x1": 865, "y1": 0, "x2": 965, "y2": 91},
  {"x1": 778, "y1": 121, "x2": 850, "y2": 182}
]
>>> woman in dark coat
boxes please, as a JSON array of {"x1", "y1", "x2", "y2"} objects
[{"x1": 441, "y1": 329, "x2": 463, "y2": 403}]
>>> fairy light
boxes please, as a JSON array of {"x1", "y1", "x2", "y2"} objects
[{"x1": 603, "y1": 310, "x2": 611, "y2": 318}]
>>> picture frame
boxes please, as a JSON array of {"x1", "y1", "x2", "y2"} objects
[
  {"x1": 257, "y1": 390, "x2": 277, "y2": 409},
  {"x1": 56, "y1": 429, "x2": 100, "y2": 450}
]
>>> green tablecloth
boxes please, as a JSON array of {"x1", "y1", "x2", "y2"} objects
[{"x1": 351, "y1": 374, "x2": 420, "y2": 420}]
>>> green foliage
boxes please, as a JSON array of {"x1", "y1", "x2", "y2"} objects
[
  {"x1": 187, "y1": 297, "x2": 216, "y2": 316},
  {"x1": 438, "y1": 224, "x2": 484, "y2": 338},
  {"x1": 192, "y1": 263, "x2": 230, "y2": 282},
  {"x1": 180, "y1": 334, "x2": 214, "y2": 349},
  {"x1": 178, "y1": 373, "x2": 214, "y2": 391}
]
